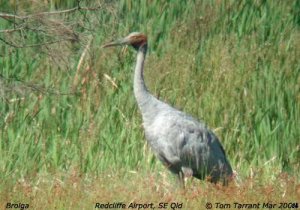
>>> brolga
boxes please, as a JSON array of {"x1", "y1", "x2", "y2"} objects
[{"x1": 103, "y1": 32, "x2": 233, "y2": 186}]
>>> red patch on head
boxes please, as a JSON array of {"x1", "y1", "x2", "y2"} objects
[{"x1": 130, "y1": 34, "x2": 147, "y2": 48}]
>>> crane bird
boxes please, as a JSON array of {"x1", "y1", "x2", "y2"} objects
[{"x1": 103, "y1": 32, "x2": 233, "y2": 186}]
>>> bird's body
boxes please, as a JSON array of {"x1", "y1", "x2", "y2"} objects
[{"x1": 103, "y1": 32, "x2": 233, "y2": 185}]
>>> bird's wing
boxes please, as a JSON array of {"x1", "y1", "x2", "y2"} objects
[
  {"x1": 144, "y1": 108, "x2": 232, "y2": 177},
  {"x1": 161, "y1": 111, "x2": 231, "y2": 177}
]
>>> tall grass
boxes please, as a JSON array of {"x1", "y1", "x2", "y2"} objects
[{"x1": 0, "y1": 0, "x2": 299, "y2": 200}]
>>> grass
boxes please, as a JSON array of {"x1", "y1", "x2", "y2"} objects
[
  {"x1": 0, "y1": 169, "x2": 299, "y2": 209},
  {"x1": 0, "y1": 0, "x2": 299, "y2": 209}
]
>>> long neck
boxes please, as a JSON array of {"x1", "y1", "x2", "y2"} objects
[{"x1": 134, "y1": 44, "x2": 152, "y2": 111}]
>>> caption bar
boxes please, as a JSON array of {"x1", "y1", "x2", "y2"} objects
[
  {"x1": 205, "y1": 202, "x2": 299, "y2": 209},
  {"x1": 95, "y1": 202, "x2": 183, "y2": 209}
]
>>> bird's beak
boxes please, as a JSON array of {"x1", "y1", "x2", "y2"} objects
[{"x1": 102, "y1": 38, "x2": 127, "y2": 48}]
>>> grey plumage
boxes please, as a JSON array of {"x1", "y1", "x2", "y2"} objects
[{"x1": 103, "y1": 32, "x2": 233, "y2": 185}]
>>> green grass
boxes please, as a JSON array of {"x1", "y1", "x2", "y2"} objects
[{"x1": 0, "y1": 0, "x2": 299, "y2": 208}]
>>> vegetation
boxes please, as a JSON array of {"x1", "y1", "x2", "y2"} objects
[{"x1": 1, "y1": 0, "x2": 299, "y2": 209}]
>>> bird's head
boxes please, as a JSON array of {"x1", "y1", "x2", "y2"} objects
[{"x1": 102, "y1": 32, "x2": 147, "y2": 50}]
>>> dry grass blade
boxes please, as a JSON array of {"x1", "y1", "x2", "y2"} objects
[{"x1": 72, "y1": 36, "x2": 93, "y2": 90}]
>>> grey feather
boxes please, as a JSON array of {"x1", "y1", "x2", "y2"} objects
[{"x1": 103, "y1": 32, "x2": 233, "y2": 185}]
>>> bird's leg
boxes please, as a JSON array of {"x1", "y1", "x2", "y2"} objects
[
  {"x1": 177, "y1": 167, "x2": 193, "y2": 189},
  {"x1": 178, "y1": 171, "x2": 185, "y2": 189},
  {"x1": 179, "y1": 167, "x2": 194, "y2": 189},
  {"x1": 181, "y1": 167, "x2": 193, "y2": 178}
]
